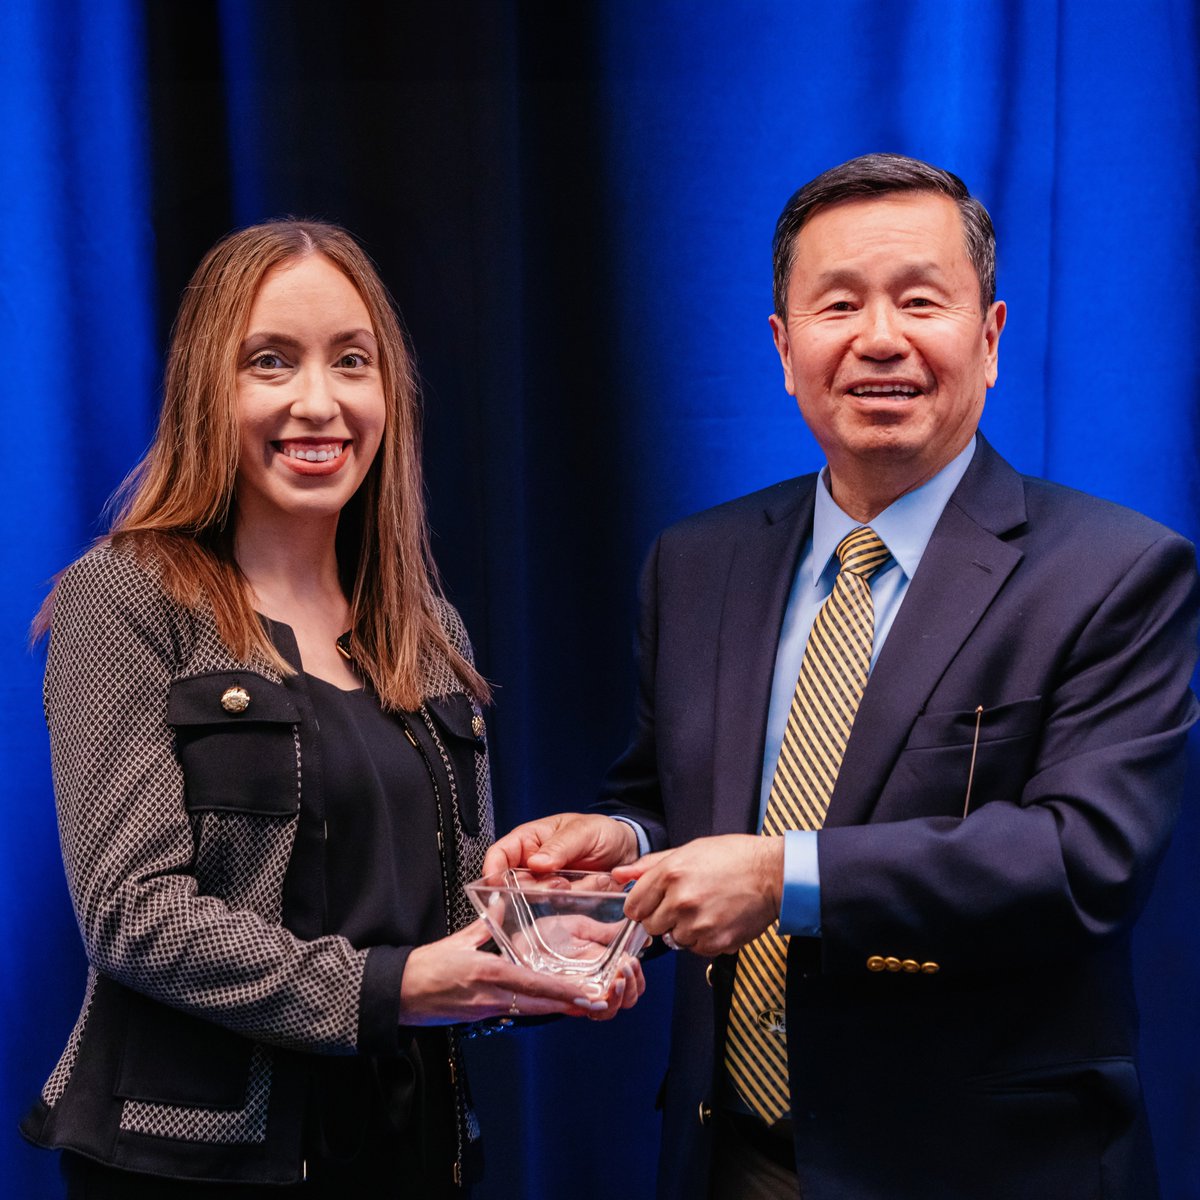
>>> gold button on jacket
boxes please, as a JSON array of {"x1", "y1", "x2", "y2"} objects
[{"x1": 220, "y1": 685, "x2": 250, "y2": 714}]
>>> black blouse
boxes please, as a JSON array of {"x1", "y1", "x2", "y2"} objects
[
  {"x1": 305, "y1": 674, "x2": 447, "y2": 949},
  {"x1": 301, "y1": 675, "x2": 457, "y2": 1187}
]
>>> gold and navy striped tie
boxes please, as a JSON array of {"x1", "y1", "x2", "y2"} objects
[{"x1": 725, "y1": 525, "x2": 890, "y2": 1126}]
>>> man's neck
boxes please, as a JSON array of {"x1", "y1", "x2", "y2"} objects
[{"x1": 825, "y1": 444, "x2": 973, "y2": 523}]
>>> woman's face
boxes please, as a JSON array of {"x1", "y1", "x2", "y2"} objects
[{"x1": 234, "y1": 253, "x2": 386, "y2": 532}]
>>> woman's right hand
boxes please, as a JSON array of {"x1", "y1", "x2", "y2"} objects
[{"x1": 398, "y1": 918, "x2": 630, "y2": 1026}]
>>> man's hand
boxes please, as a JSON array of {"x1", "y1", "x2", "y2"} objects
[
  {"x1": 482, "y1": 813, "x2": 640, "y2": 877},
  {"x1": 613, "y1": 835, "x2": 784, "y2": 958}
]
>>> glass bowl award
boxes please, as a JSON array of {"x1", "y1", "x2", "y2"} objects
[{"x1": 465, "y1": 868, "x2": 650, "y2": 996}]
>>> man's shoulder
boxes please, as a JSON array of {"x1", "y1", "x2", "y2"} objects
[
  {"x1": 959, "y1": 438, "x2": 1191, "y2": 559},
  {"x1": 658, "y1": 474, "x2": 817, "y2": 545},
  {"x1": 1017, "y1": 473, "x2": 1190, "y2": 555}
]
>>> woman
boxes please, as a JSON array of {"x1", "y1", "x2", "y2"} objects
[{"x1": 21, "y1": 220, "x2": 637, "y2": 1197}]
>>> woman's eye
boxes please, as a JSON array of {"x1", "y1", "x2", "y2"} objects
[
  {"x1": 336, "y1": 352, "x2": 370, "y2": 369},
  {"x1": 250, "y1": 352, "x2": 285, "y2": 370}
]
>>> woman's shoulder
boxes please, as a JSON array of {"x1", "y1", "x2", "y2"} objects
[
  {"x1": 417, "y1": 597, "x2": 479, "y2": 701},
  {"x1": 51, "y1": 536, "x2": 198, "y2": 652},
  {"x1": 431, "y1": 595, "x2": 470, "y2": 658},
  {"x1": 58, "y1": 536, "x2": 178, "y2": 609}
]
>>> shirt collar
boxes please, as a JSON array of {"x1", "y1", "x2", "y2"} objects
[{"x1": 809, "y1": 436, "x2": 977, "y2": 589}]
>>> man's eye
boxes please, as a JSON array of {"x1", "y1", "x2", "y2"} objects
[
  {"x1": 829, "y1": 301, "x2": 855, "y2": 312},
  {"x1": 336, "y1": 352, "x2": 370, "y2": 369},
  {"x1": 905, "y1": 297, "x2": 933, "y2": 308},
  {"x1": 250, "y1": 352, "x2": 285, "y2": 370}
]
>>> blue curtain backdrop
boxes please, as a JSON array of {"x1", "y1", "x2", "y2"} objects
[{"x1": 4, "y1": 2, "x2": 1198, "y2": 1197}]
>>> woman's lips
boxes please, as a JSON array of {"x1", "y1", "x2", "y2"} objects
[{"x1": 273, "y1": 439, "x2": 350, "y2": 476}]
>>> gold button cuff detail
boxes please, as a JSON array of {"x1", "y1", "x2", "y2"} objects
[{"x1": 866, "y1": 955, "x2": 886, "y2": 972}]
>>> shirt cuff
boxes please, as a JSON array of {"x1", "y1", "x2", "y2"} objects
[
  {"x1": 609, "y1": 815, "x2": 651, "y2": 858},
  {"x1": 778, "y1": 830, "x2": 821, "y2": 936}
]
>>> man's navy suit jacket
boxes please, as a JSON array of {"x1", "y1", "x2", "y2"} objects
[{"x1": 599, "y1": 436, "x2": 1199, "y2": 1200}]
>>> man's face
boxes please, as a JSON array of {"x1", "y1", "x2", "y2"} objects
[{"x1": 769, "y1": 192, "x2": 1005, "y2": 506}]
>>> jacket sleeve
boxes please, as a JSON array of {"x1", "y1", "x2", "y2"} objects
[
  {"x1": 45, "y1": 545, "x2": 373, "y2": 1054},
  {"x1": 594, "y1": 535, "x2": 671, "y2": 850},
  {"x1": 816, "y1": 529, "x2": 1200, "y2": 974}
]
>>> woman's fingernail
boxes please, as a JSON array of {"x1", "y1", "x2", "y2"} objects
[{"x1": 573, "y1": 997, "x2": 608, "y2": 1011}]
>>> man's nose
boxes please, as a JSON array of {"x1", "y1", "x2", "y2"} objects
[
  {"x1": 289, "y1": 367, "x2": 339, "y2": 421},
  {"x1": 853, "y1": 302, "x2": 907, "y2": 360}
]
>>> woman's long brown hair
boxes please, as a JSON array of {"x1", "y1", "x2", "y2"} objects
[{"x1": 35, "y1": 220, "x2": 488, "y2": 710}]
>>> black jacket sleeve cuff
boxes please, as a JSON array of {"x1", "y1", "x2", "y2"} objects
[{"x1": 357, "y1": 945, "x2": 412, "y2": 1056}]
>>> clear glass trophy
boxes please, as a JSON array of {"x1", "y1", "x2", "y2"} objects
[{"x1": 465, "y1": 868, "x2": 650, "y2": 996}]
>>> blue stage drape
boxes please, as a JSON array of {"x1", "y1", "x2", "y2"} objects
[{"x1": 5, "y1": 3, "x2": 1198, "y2": 1197}]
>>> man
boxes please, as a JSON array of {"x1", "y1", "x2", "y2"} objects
[{"x1": 484, "y1": 154, "x2": 1199, "y2": 1198}]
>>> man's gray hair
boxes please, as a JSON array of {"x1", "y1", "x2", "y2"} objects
[{"x1": 771, "y1": 153, "x2": 996, "y2": 317}]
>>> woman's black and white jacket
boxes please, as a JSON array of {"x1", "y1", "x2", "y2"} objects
[{"x1": 21, "y1": 541, "x2": 495, "y2": 1186}]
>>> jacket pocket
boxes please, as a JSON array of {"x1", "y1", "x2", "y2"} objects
[
  {"x1": 168, "y1": 672, "x2": 301, "y2": 817},
  {"x1": 115, "y1": 989, "x2": 253, "y2": 1110},
  {"x1": 905, "y1": 695, "x2": 1044, "y2": 749},
  {"x1": 424, "y1": 693, "x2": 487, "y2": 837},
  {"x1": 885, "y1": 696, "x2": 1044, "y2": 819}
]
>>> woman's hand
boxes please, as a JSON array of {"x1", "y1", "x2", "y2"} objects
[{"x1": 398, "y1": 919, "x2": 643, "y2": 1025}]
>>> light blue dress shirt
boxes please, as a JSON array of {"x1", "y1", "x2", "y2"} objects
[{"x1": 775, "y1": 437, "x2": 977, "y2": 934}]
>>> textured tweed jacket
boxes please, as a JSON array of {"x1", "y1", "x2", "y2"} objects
[{"x1": 21, "y1": 540, "x2": 496, "y2": 1187}]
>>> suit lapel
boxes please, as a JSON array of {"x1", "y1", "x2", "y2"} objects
[
  {"x1": 711, "y1": 480, "x2": 816, "y2": 837},
  {"x1": 824, "y1": 437, "x2": 1028, "y2": 829}
]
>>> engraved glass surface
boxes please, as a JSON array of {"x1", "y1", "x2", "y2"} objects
[{"x1": 465, "y1": 868, "x2": 649, "y2": 995}]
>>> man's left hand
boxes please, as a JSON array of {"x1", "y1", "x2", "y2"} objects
[{"x1": 613, "y1": 835, "x2": 784, "y2": 957}]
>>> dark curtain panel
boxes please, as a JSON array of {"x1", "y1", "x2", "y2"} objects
[{"x1": 5, "y1": 3, "x2": 1198, "y2": 1197}]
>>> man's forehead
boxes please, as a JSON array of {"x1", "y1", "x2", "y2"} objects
[
  {"x1": 789, "y1": 193, "x2": 970, "y2": 284},
  {"x1": 799, "y1": 189, "x2": 961, "y2": 235}
]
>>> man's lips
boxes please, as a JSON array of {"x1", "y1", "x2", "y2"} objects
[{"x1": 844, "y1": 380, "x2": 926, "y2": 398}]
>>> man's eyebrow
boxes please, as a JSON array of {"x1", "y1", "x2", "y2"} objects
[{"x1": 807, "y1": 261, "x2": 950, "y2": 291}]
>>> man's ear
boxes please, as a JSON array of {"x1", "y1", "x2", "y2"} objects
[
  {"x1": 768, "y1": 313, "x2": 796, "y2": 396},
  {"x1": 983, "y1": 300, "x2": 1006, "y2": 389}
]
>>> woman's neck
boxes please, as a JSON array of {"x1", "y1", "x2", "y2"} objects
[
  {"x1": 234, "y1": 514, "x2": 343, "y2": 612},
  {"x1": 233, "y1": 513, "x2": 363, "y2": 688}
]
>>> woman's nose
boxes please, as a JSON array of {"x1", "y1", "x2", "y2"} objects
[{"x1": 289, "y1": 367, "x2": 339, "y2": 421}]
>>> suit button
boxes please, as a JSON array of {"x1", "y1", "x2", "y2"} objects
[
  {"x1": 921, "y1": 961, "x2": 940, "y2": 975},
  {"x1": 866, "y1": 956, "x2": 886, "y2": 972},
  {"x1": 698, "y1": 1102, "x2": 712, "y2": 1126},
  {"x1": 901, "y1": 959, "x2": 920, "y2": 973},
  {"x1": 472, "y1": 712, "x2": 486, "y2": 739},
  {"x1": 220, "y1": 685, "x2": 250, "y2": 714},
  {"x1": 884, "y1": 957, "x2": 902, "y2": 972},
  {"x1": 705, "y1": 963, "x2": 714, "y2": 987}
]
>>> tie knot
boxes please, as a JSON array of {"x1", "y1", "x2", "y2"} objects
[{"x1": 836, "y1": 527, "x2": 889, "y2": 579}]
